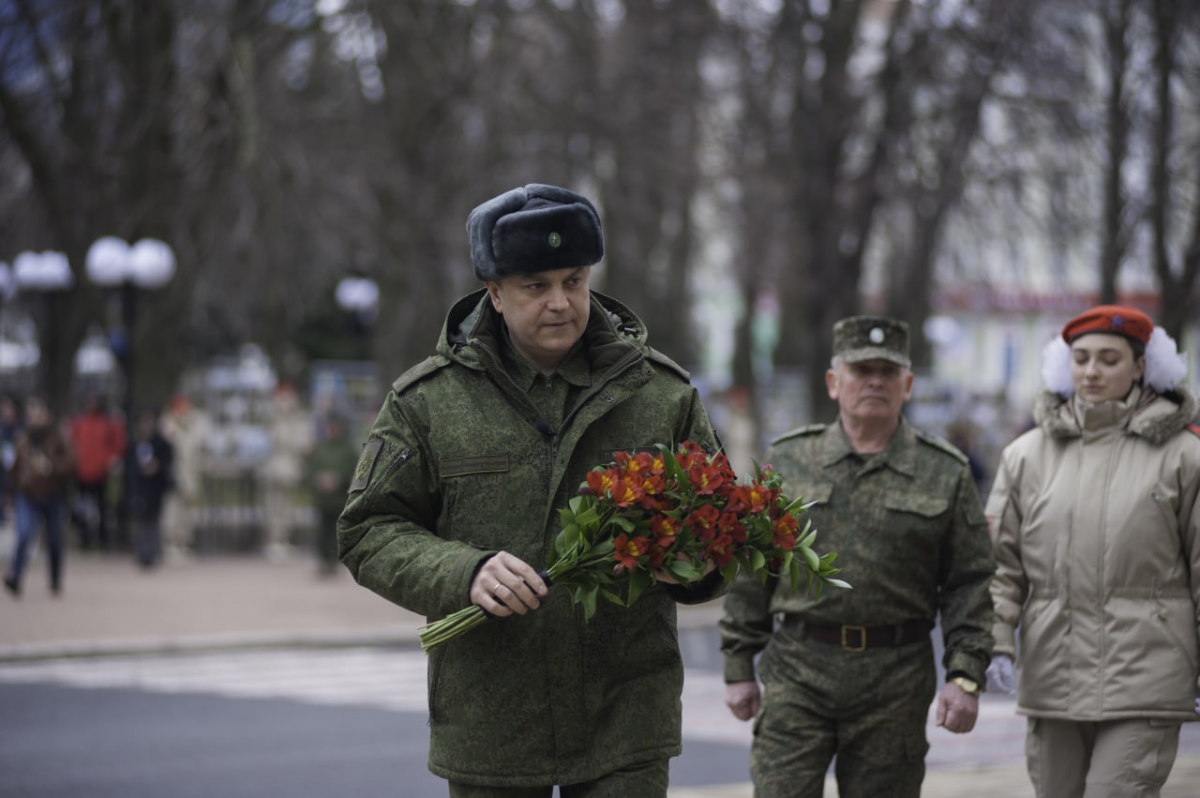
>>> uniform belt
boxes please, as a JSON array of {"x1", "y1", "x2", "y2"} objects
[{"x1": 784, "y1": 617, "x2": 934, "y2": 651}]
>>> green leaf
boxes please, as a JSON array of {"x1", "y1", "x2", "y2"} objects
[
  {"x1": 589, "y1": 538, "x2": 615, "y2": 557},
  {"x1": 659, "y1": 443, "x2": 691, "y2": 488},
  {"x1": 826, "y1": 578, "x2": 852, "y2": 590},
  {"x1": 601, "y1": 588, "x2": 625, "y2": 606},
  {"x1": 626, "y1": 569, "x2": 652, "y2": 606},
  {"x1": 667, "y1": 554, "x2": 700, "y2": 578},
  {"x1": 611, "y1": 515, "x2": 636, "y2": 532},
  {"x1": 783, "y1": 495, "x2": 808, "y2": 515},
  {"x1": 798, "y1": 528, "x2": 817, "y2": 549},
  {"x1": 749, "y1": 548, "x2": 766, "y2": 572},
  {"x1": 721, "y1": 561, "x2": 740, "y2": 584},
  {"x1": 582, "y1": 587, "x2": 598, "y2": 620},
  {"x1": 801, "y1": 546, "x2": 820, "y2": 571},
  {"x1": 789, "y1": 558, "x2": 802, "y2": 592}
]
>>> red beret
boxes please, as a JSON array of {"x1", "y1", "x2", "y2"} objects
[{"x1": 1061, "y1": 305, "x2": 1153, "y2": 345}]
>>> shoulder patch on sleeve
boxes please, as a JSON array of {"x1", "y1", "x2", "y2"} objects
[
  {"x1": 1188, "y1": 424, "x2": 1200, "y2": 437},
  {"x1": 391, "y1": 355, "x2": 450, "y2": 394},
  {"x1": 771, "y1": 423, "x2": 827, "y2": 445},
  {"x1": 915, "y1": 429, "x2": 969, "y2": 465},
  {"x1": 644, "y1": 347, "x2": 691, "y2": 381},
  {"x1": 349, "y1": 439, "x2": 384, "y2": 493}
]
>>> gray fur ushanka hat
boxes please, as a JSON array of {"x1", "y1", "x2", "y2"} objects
[{"x1": 466, "y1": 183, "x2": 604, "y2": 281}]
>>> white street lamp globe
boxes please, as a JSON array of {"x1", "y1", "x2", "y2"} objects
[
  {"x1": 129, "y1": 238, "x2": 176, "y2": 289},
  {"x1": 87, "y1": 236, "x2": 132, "y2": 286},
  {"x1": 336, "y1": 277, "x2": 379, "y2": 312},
  {"x1": 14, "y1": 250, "x2": 74, "y2": 291}
]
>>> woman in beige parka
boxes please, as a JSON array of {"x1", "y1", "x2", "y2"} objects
[{"x1": 985, "y1": 305, "x2": 1200, "y2": 798}]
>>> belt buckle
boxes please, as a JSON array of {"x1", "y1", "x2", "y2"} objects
[{"x1": 841, "y1": 625, "x2": 867, "y2": 652}]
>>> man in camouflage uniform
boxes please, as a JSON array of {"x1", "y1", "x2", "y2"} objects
[
  {"x1": 719, "y1": 316, "x2": 995, "y2": 798},
  {"x1": 338, "y1": 184, "x2": 724, "y2": 797}
]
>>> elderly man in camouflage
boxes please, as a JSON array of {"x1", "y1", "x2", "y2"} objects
[
  {"x1": 719, "y1": 315, "x2": 996, "y2": 798},
  {"x1": 337, "y1": 183, "x2": 724, "y2": 798}
]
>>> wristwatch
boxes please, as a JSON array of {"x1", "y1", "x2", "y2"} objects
[{"x1": 951, "y1": 676, "x2": 980, "y2": 697}]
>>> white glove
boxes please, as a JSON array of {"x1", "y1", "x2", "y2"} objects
[{"x1": 986, "y1": 655, "x2": 1016, "y2": 694}]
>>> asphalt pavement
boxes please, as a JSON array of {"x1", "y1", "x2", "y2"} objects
[{"x1": 2, "y1": 548, "x2": 1199, "y2": 797}]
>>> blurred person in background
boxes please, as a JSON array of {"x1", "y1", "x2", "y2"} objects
[
  {"x1": 944, "y1": 419, "x2": 989, "y2": 500},
  {"x1": 160, "y1": 393, "x2": 210, "y2": 561},
  {"x1": 305, "y1": 412, "x2": 357, "y2": 577},
  {"x1": 261, "y1": 382, "x2": 312, "y2": 561},
  {"x1": 0, "y1": 395, "x2": 24, "y2": 526},
  {"x1": 69, "y1": 393, "x2": 125, "y2": 550},
  {"x1": 985, "y1": 305, "x2": 1200, "y2": 798},
  {"x1": 127, "y1": 408, "x2": 174, "y2": 569},
  {"x1": 4, "y1": 397, "x2": 74, "y2": 597}
]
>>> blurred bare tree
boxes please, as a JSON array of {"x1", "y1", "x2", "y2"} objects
[{"x1": 0, "y1": 0, "x2": 1196, "y2": 431}]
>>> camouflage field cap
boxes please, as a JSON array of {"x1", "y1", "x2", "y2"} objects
[{"x1": 832, "y1": 315, "x2": 911, "y2": 367}]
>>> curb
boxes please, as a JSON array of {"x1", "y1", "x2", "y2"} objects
[
  {"x1": 0, "y1": 604, "x2": 725, "y2": 662},
  {"x1": 0, "y1": 625, "x2": 421, "y2": 663}
]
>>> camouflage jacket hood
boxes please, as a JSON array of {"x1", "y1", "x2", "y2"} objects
[
  {"x1": 436, "y1": 287, "x2": 658, "y2": 375},
  {"x1": 338, "y1": 288, "x2": 722, "y2": 787}
]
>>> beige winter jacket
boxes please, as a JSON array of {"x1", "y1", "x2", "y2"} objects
[{"x1": 986, "y1": 385, "x2": 1200, "y2": 721}]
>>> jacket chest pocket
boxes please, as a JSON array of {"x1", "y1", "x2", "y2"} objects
[
  {"x1": 883, "y1": 492, "x2": 949, "y2": 549},
  {"x1": 438, "y1": 450, "x2": 548, "y2": 555},
  {"x1": 788, "y1": 481, "x2": 833, "y2": 509}
]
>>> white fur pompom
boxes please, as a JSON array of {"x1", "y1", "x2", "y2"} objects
[
  {"x1": 1143, "y1": 327, "x2": 1188, "y2": 392},
  {"x1": 1040, "y1": 335, "x2": 1074, "y2": 396}
]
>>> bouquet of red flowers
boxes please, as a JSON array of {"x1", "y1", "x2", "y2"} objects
[{"x1": 418, "y1": 441, "x2": 847, "y2": 653}]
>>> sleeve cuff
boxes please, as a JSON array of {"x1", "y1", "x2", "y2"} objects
[
  {"x1": 943, "y1": 651, "x2": 987, "y2": 685},
  {"x1": 992, "y1": 621, "x2": 1016, "y2": 658},
  {"x1": 724, "y1": 655, "x2": 758, "y2": 684}
]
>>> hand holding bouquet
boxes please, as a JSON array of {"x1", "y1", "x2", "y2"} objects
[{"x1": 419, "y1": 441, "x2": 847, "y2": 652}]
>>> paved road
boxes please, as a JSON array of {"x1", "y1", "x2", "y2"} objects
[
  {"x1": 2, "y1": 554, "x2": 1199, "y2": 796},
  {"x1": 3, "y1": 640, "x2": 1199, "y2": 797}
]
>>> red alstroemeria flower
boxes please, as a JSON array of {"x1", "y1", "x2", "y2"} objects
[
  {"x1": 718, "y1": 511, "x2": 747, "y2": 543},
  {"x1": 621, "y1": 451, "x2": 656, "y2": 479},
  {"x1": 614, "y1": 533, "x2": 647, "y2": 569},
  {"x1": 650, "y1": 514, "x2": 681, "y2": 548},
  {"x1": 772, "y1": 514, "x2": 799, "y2": 550},
  {"x1": 639, "y1": 473, "x2": 666, "y2": 497},
  {"x1": 685, "y1": 504, "x2": 721, "y2": 541},
  {"x1": 586, "y1": 468, "x2": 619, "y2": 498},
  {"x1": 705, "y1": 533, "x2": 736, "y2": 568},
  {"x1": 611, "y1": 479, "x2": 645, "y2": 508},
  {"x1": 647, "y1": 543, "x2": 666, "y2": 569},
  {"x1": 689, "y1": 462, "x2": 728, "y2": 495},
  {"x1": 729, "y1": 484, "x2": 771, "y2": 515}
]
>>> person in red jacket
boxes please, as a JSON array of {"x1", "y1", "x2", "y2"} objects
[{"x1": 69, "y1": 393, "x2": 125, "y2": 550}]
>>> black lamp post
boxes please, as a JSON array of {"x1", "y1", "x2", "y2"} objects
[
  {"x1": 12, "y1": 250, "x2": 74, "y2": 411},
  {"x1": 335, "y1": 276, "x2": 379, "y2": 360},
  {"x1": 86, "y1": 237, "x2": 176, "y2": 542}
]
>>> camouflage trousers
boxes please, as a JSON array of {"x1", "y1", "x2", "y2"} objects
[{"x1": 750, "y1": 622, "x2": 936, "y2": 798}]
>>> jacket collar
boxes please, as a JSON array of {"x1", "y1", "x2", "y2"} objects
[
  {"x1": 819, "y1": 416, "x2": 917, "y2": 478},
  {"x1": 437, "y1": 288, "x2": 648, "y2": 380},
  {"x1": 1035, "y1": 384, "x2": 1200, "y2": 446}
]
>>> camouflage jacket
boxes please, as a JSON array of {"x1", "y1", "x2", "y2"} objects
[
  {"x1": 338, "y1": 289, "x2": 722, "y2": 787},
  {"x1": 719, "y1": 418, "x2": 995, "y2": 686}
]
